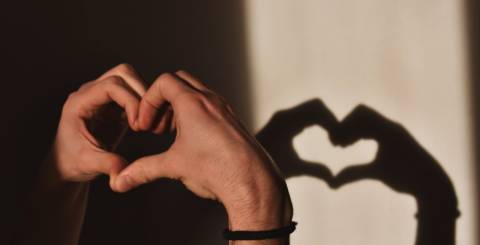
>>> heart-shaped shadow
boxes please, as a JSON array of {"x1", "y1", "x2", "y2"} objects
[{"x1": 256, "y1": 99, "x2": 460, "y2": 245}]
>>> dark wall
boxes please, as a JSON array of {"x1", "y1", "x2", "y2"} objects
[{"x1": 0, "y1": 1, "x2": 250, "y2": 244}]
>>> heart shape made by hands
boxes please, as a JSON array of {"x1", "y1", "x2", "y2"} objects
[{"x1": 292, "y1": 125, "x2": 378, "y2": 176}]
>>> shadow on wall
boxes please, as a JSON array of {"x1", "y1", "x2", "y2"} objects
[
  {"x1": 1, "y1": 1, "x2": 249, "y2": 245},
  {"x1": 256, "y1": 99, "x2": 460, "y2": 245}
]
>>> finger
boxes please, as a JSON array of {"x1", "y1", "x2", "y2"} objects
[
  {"x1": 331, "y1": 164, "x2": 376, "y2": 189},
  {"x1": 333, "y1": 104, "x2": 394, "y2": 146},
  {"x1": 308, "y1": 99, "x2": 338, "y2": 132},
  {"x1": 151, "y1": 106, "x2": 174, "y2": 134},
  {"x1": 175, "y1": 70, "x2": 208, "y2": 91},
  {"x1": 78, "y1": 76, "x2": 140, "y2": 129},
  {"x1": 137, "y1": 73, "x2": 195, "y2": 130},
  {"x1": 84, "y1": 151, "x2": 128, "y2": 188},
  {"x1": 99, "y1": 63, "x2": 147, "y2": 96},
  {"x1": 289, "y1": 99, "x2": 337, "y2": 127},
  {"x1": 113, "y1": 152, "x2": 179, "y2": 192},
  {"x1": 297, "y1": 161, "x2": 334, "y2": 183},
  {"x1": 271, "y1": 99, "x2": 338, "y2": 136},
  {"x1": 137, "y1": 99, "x2": 171, "y2": 132}
]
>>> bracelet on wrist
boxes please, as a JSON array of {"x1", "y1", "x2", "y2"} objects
[{"x1": 223, "y1": 221, "x2": 297, "y2": 240}]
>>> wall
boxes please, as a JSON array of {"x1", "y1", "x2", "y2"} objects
[{"x1": 245, "y1": 0, "x2": 476, "y2": 244}]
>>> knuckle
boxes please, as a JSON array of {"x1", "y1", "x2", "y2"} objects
[
  {"x1": 106, "y1": 75, "x2": 125, "y2": 85},
  {"x1": 102, "y1": 76, "x2": 125, "y2": 89},
  {"x1": 175, "y1": 69, "x2": 188, "y2": 75},
  {"x1": 156, "y1": 72, "x2": 175, "y2": 82},
  {"x1": 153, "y1": 72, "x2": 174, "y2": 90},
  {"x1": 62, "y1": 92, "x2": 80, "y2": 114},
  {"x1": 177, "y1": 90, "x2": 203, "y2": 105},
  {"x1": 66, "y1": 91, "x2": 78, "y2": 101},
  {"x1": 115, "y1": 63, "x2": 135, "y2": 73},
  {"x1": 78, "y1": 81, "x2": 95, "y2": 92},
  {"x1": 354, "y1": 104, "x2": 369, "y2": 112},
  {"x1": 204, "y1": 91, "x2": 228, "y2": 106},
  {"x1": 272, "y1": 109, "x2": 288, "y2": 120},
  {"x1": 310, "y1": 98, "x2": 325, "y2": 107},
  {"x1": 201, "y1": 94, "x2": 232, "y2": 118}
]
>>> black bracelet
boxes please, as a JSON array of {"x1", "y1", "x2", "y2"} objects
[{"x1": 223, "y1": 221, "x2": 297, "y2": 240}]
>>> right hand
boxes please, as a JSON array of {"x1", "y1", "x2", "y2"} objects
[
  {"x1": 256, "y1": 99, "x2": 337, "y2": 181},
  {"x1": 329, "y1": 104, "x2": 457, "y2": 211},
  {"x1": 114, "y1": 71, "x2": 293, "y2": 231}
]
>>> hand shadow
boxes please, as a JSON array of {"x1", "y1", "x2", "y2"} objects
[
  {"x1": 256, "y1": 99, "x2": 338, "y2": 182},
  {"x1": 256, "y1": 99, "x2": 459, "y2": 245}
]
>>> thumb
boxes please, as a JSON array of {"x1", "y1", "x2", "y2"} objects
[
  {"x1": 84, "y1": 151, "x2": 128, "y2": 189},
  {"x1": 331, "y1": 164, "x2": 376, "y2": 189},
  {"x1": 113, "y1": 152, "x2": 179, "y2": 193}
]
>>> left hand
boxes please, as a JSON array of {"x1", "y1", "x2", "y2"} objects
[{"x1": 48, "y1": 64, "x2": 147, "y2": 189}]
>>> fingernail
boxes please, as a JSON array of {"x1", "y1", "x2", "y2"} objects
[{"x1": 117, "y1": 174, "x2": 133, "y2": 191}]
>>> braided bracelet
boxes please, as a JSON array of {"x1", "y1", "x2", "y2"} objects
[{"x1": 223, "y1": 221, "x2": 298, "y2": 240}]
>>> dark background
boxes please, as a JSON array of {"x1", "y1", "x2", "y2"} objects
[{"x1": 0, "y1": 1, "x2": 249, "y2": 244}]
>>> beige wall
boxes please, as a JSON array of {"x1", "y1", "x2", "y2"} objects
[{"x1": 245, "y1": 0, "x2": 475, "y2": 244}]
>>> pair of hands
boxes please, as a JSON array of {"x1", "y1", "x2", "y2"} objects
[{"x1": 48, "y1": 64, "x2": 292, "y2": 231}]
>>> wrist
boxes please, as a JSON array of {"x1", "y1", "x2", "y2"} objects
[
  {"x1": 224, "y1": 178, "x2": 293, "y2": 231},
  {"x1": 416, "y1": 195, "x2": 459, "y2": 219}
]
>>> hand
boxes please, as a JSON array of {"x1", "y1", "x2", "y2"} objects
[
  {"x1": 113, "y1": 71, "x2": 293, "y2": 231},
  {"x1": 256, "y1": 99, "x2": 336, "y2": 183},
  {"x1": 329, "y1": 105, "x2": 458, "y2": 211},
  {"x1": 48, "y1": 64, "x2": 147, "y2": 189}
]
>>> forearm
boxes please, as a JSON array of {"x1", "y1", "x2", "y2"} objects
[
  {"x1": 414, "y1": 198, "x2": 458, "y2": 245},
  {"x1": 11, "y1": 152, "x2": 89, "y2": 245}
]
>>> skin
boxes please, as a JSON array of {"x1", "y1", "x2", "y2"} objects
[{"x1": 12, "y1": 64, "x2": 293, "y2": 245}]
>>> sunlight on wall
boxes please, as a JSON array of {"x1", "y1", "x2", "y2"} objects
[{"x1": 244, "y1": 0, "x2": 476, "y2": 244}]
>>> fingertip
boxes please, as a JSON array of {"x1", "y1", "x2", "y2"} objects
[
  {"x1": 130, "y1": 119, "x2": 138, "y2": 132},
  {"x1": 114, "y1": 174, "x2": 134, "y2": 193},
  {"x1": 137, "y1": 114, "x2": 150, "y2": 131},
  {"x1": 151, "y1": 108, "x2": 173, "y2": 135},
  {"x1": 137, "y1": 99, "x2": 155, "y2": 131},
  {"x1": 109, "y1": 175, "x2": 122, "y2": 193},
  {"x1": 330, "y1": 182, "x2": 341, "y2": 190},
  {"x1": 130, "y1": 117, "x2": 143, "y2": 132},
  {"x1": 124, "y1": 104, "x2": 138, "y2": 130}
]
